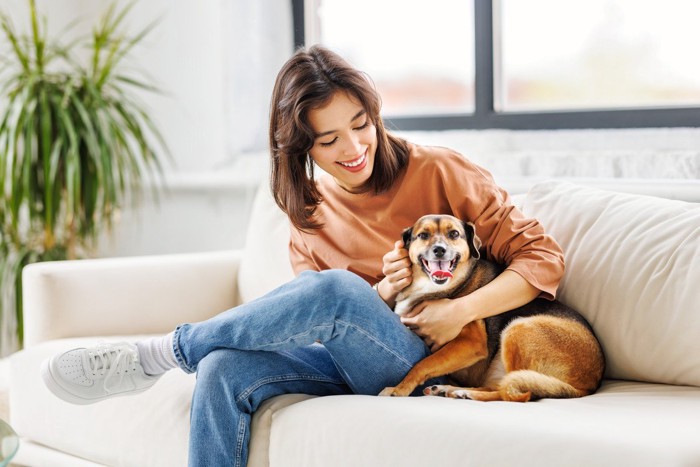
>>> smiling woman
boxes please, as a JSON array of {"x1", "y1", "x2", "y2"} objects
[
  {"x1": 269, "y1": 45, "x2": 410, "y2": 231},
  {"x1": 40, "y1": 44, "x2": 568, "y2": 467},
  {"x1": 307, "y1": 92, "x2": 377, "y2": 192}
]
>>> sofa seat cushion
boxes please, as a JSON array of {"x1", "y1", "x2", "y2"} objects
[
  {"x1": 264, "y1": 381, "x2": 700, "y2": 467},
  {"x1": 12, "y1": 339, "x2": 700, "y2": 467}
]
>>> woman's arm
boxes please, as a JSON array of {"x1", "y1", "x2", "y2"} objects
[
  {"x1": 288, "y1": 225, "x2": 321, "y2": 274},
  {"x1": 400, "y1": 270, "x2": 539, "y2": 351}
]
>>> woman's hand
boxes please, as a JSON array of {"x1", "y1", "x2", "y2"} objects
[
  {"x1": 400, "y1": 270, "x2": 541, "y2": 352},
  {"x1": 400, "y1": 299, "x2": 468, "y2": 352},
  {"x1": 376, "y1": 241, "x2": 412, "y2": 308}
]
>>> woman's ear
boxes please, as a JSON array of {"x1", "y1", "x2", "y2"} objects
[{"x1": 462, "y1": 221, "x2": 481, "y2": 259}]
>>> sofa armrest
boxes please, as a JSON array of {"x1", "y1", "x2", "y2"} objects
[{"x1": 22, "y1": 250, "x2": 242, "y2": 347}]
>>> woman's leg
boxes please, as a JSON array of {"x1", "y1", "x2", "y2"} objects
[
  {"x1": 42, "y1": 269, "x2": 435, "y2": 403},
  {"x1": 42, "y1": 269, "x2": 441, "y2": 464},
  {"x1": 185, "y1": 270, "x2": 441, "y2": 466},
  {"x1": 189, "y1": 344, "x2": 350, "y2": 467},
  {"x1": 175, "y1": 269, "x2": 431, "y2": 395}
]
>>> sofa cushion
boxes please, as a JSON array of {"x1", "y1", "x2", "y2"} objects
[
  {"x1": 238, "y1": 181, "x2": 294, "y2": 303},
  {"x1": 521, "y1": 181, "x2": 700, "y2": 386},
  {"x1": 265, "y1": 381, "x2": 700, "y2": 467}
]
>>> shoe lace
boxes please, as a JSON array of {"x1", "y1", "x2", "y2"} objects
[{"x1": 88, "y1": 343, "x2": 138, "y2": 393}]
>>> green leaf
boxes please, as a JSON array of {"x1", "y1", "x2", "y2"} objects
[
  {"x1": 0, "y1": 13, "x2": 30, "y2": 72},
  {"x1": 39, "y1": 86, "x2": 54, "y2": 234}
]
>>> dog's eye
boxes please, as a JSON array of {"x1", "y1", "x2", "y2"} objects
[
  {"x1": 417, "y1": 232, "x2": 430, "y2": 240},
  {"x1": 448, "y1": 230, "x2": 461, "y2": 239}
]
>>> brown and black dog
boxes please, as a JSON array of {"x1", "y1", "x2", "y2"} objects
[{"x1": 379, "y1": 214, "x2": 605, "y2": 402}]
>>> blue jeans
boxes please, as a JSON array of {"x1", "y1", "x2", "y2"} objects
[{"x1": 172, "y1": 269, "x2": 438, "y2": 467}]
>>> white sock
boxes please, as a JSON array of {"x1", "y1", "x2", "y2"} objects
[{"x1": 135, "y1": 332, "x2": 178, "y2": 376}]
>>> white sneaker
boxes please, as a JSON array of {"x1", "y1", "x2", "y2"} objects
[{"x1": 41, "y1": 342, "x2": 160, "y2": 405}]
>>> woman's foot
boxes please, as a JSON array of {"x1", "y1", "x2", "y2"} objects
[{"x1": 41, "y1": 342, "x2": 161, "y2": 405}]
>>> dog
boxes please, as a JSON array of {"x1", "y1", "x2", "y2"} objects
[{"x1": 379, "y1": 214, "x2": 605, "y2": 402}]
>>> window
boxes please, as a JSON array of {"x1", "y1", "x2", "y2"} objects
[
  {"x1": 293, "y1": 0, "x2": 700, "y2": 129},
  {"x1": 304, "y1": 0, "x2": 474, "y2": 116},
  {"x1": 498, "y1": 0, "x2": 700, "y2": 112}
]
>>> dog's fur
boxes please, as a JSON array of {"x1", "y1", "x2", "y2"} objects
[{"x1": 379, "y1": 214, "x2": 605, "y2": 402}]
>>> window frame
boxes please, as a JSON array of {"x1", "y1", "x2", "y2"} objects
[{"x1": 291, "y1": 0, "x2": 700, "y2": 130}]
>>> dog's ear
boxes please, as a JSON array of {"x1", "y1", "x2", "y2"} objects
[
  {"x1": 401, "y1": 226, "x2": 413, "y2": 249},
  {"x1": 462, "y1": 221, "x2": 481, "y2": 259}
]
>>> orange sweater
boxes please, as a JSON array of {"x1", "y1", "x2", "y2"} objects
[{"x1": 289, "y1": 143, "x2": 565, "y2": 300}]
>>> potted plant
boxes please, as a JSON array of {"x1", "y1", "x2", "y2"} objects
[{"x1": 0, "y1": 0, "x2": 168, "y2": 353}]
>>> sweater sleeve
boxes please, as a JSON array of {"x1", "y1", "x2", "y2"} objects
[
  {"x1": 288, "y1": 225, "x2": 319, "y2": 276},
  {"x1": 441, "y1": 153, "x2": 565, "y2": 300}
]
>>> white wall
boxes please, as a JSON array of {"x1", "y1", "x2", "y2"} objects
[
  {"x1": 0, "y1": 0, "x2": 293, "y2": 257},
  {"x1": 3, "y1": 0, "x2": 232, "y2": 169}
]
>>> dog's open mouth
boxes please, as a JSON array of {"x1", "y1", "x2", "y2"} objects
[{"x1": 420, "y1": 255, "x2": 460, "y2": 284}]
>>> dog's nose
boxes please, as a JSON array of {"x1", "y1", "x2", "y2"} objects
[{"x1": 433, "y1": 246, "x2": 446, "y2": 258}]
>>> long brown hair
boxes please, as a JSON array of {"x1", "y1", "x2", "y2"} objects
[{"x1": 269, "y1": 45, "x2": 409, "y2": 231}]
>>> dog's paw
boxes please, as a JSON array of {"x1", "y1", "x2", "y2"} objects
[
  {"x1": 379, "y1": 386, "x2": 411, "y2": 397},
  {"x1": 424, "y1": 384, "x2": 471, "y2": 399}
]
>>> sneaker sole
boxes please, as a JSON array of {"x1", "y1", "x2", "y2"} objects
[{"x1": 41, "y1": 357, "x2": 153, "y2": 405}]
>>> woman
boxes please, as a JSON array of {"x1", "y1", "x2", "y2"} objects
[{"x1": 42, "y1": 45, "x2": 564, "y2": 466}]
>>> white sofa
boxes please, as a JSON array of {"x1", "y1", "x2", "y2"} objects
[{"x1": 8, "y1": 178, "x2": 700, "y2": 467}]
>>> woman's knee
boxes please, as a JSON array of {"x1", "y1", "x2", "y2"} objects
[
  {"x1": 198, "y1": 348, "x2": 239, "y2": 368},
  {"x1": 310, "y1": 269, "x2": 374, "y2": 302},
  {"x1": 194, "y1": 349, "x2": 271, "y2": 412},
  {"x1": 196, "y1": 348, "x2": 243, "y2": 384},
  {"x1": 196, "y1": 349, "x2": 296, "y2": 392}
]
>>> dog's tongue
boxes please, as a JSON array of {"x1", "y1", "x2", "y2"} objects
[
  {"x1": 428, "y1": 260, "x2": 453, "y2": 279},
  {"x1": 432, "y1": 270, "x2": 453, "y2": 279}
]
